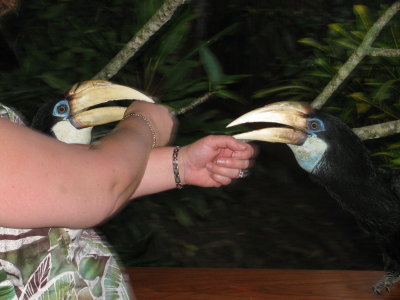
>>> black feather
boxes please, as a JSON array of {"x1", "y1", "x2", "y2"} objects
[{"x1": 303, "y1": 109, "x2": 400, "y2": 293}]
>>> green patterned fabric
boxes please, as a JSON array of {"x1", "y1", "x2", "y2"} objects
[{"x1": 0, "y1": 104, "x2": 134, "y2": 299}]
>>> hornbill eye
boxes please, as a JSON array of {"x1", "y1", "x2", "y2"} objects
[
  {"x1": 310, "y1": 121, "x2": 320, "y2": 130},
  {"x1": 307, "y1": 118, "x2": 324, "y2": 133},
  {"x1": 52, "y1": 100, "x2": 71, "y2": 119},
  {"x1": 57, "y1": 105, "x2": 67, "y2": 114}
]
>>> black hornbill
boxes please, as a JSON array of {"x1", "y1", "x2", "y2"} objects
[
  {"x1": 228, "y1": 101, "x2": 400, "y2": 294},
  {"x1": 31, "y1": 80, "x2": 154, "y2": 143}
]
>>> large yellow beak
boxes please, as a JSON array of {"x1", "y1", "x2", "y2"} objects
[
  {"x1": 227, "y1": 101, "x2": 312, "y2": 145},
  {"x1": 67, "y1": 80, "x2": 154, "y2": 128}
]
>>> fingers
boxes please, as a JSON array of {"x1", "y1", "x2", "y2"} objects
[
  {"x1": 212, "y1": 136, "x2": 256, "y2": 160},
  {"x1": 202, "y1": 136, "x2": 256, "y2": 186},
  {"x1": 214, "y1": 157, "x2": 251, "y2": 170},
  {"x1": 209, "y1": 173, "x2": 233, "y2": 187},
  {"x1": 206, "y1": 156, "x2": 253, "y2": 186}
]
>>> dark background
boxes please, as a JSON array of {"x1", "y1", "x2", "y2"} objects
[{"x1": 1, "y1": 0, "x2": 398, "y2": 270}]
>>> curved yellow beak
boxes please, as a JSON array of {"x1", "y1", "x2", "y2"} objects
[
  {"x1": 68, "y1": 80, "x2": 154, "y2": 128},
  {"x1": 227, "y1": 101, "x2": 312, "y2": 145}
]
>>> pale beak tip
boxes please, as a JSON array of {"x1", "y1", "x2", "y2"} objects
[{"x1": 226, "y1": 118, "x2": 244, "y2": 128}]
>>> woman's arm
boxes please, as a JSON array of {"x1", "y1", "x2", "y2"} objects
[
  {"x1": 0, "y1": 101, "x2": 174, "y2": 229},
  {"x1": 131, "y1": 135, "x2": 255, "y2": 198}
]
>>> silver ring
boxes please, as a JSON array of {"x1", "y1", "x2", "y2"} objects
[{"x1": 237, "y1": 169, "x2": 249, "y2": 179}]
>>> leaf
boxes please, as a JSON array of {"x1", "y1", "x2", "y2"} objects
[
  {"x1": 350, "y1": 30, "x2": 365, "y2": 40},
  {"x1": 34, "y1": 272, "x2": 76, "y2": 300},
  {"x1": 214, "y1": 90, "x2": 246, "y2": 103},
  {"x1": 354, "y1": 5, "x2": 372, "y2": 30},
  {"x1": 298, "y1": 38, "x2": 327, "y2": 51},
  {"x1": 328, "y1": 23, "x2": 357, "y2": 42},
  {"x1": 332, "y1": 39, "x2": 358, "y2": 50},
  {"x1": 78, "y1": 256, "x2": 109, "y2": 281},
  {"x1": 356, "y1": 102, "x2": 371, "y2": 114},
  {"x1": 307, "y1": 71, "x2": 332, "y2": 78},
  {"x1": 347, "y1": 92, "x2": 371, "y2": 104},
  {"x1": 390, "y1": 157, "x2": 400, "y2": 165},
  {"x1": 368, "y1": 113, "x2": 387, "y2": 119},
  {"x1": 373, "y1": 79, "x2": 400, "y2": 102},
  {"x1": 372, "y1": 151, "x2": 396, "y2": 157},
  {"x1": 102, "y1": 257, "x2": 130, "y2": 299},
  {"x1": 254, "y1": 85, "x2": 313, "y2": 98},
  {"x1": 174, "y1": 207, "x2": 194, "y2": 227},
  {"x1": 199, "y1": 46, "x2": 224, "y2": 85},
  {"x1": 22, "y1": 255, "x2": 51, "y2": 300},
  {"x1": 388, "y1": 143, "x2": 400, "y2": 150}
]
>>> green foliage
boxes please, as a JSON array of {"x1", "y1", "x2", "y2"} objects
[
  {"x1": 0, "y1": 1, "x2": 247, "y2": 266},
  {"x1": 0, "y1": 1, "x2": 244, "y2": 123},
  {"x1": 254, "y1": 4, "x2": 400, "y2": 167}
]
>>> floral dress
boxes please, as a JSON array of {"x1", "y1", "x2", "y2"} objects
[{"x1": 0, "y1": 104, "x2": 134, "y2": 300}]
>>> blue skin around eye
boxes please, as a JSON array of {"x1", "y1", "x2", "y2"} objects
[
  {"x1": 52, "y1": 100, "x2": 71, "y2": 119},
  {"x1": 307, "y1": 118, "x2": 325, "y2": 135}
]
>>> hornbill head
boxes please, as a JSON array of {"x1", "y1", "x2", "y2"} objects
[
  {"x1": 32, "y1": 80, "x2": 154, "y2": 144},
  {"x1": 227, "y1": 101, "x2": 374, "y2": 180}
]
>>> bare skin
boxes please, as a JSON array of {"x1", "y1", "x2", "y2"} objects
[
  {"x1": 132, "y1": 136, "x2": 255, "y2": 199},
  {"x1": 0, "y1": 101, "x2": 255, "y2": 228}
]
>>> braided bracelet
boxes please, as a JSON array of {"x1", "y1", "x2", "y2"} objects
[
  {"x1": 123, "y1": 113, "x2": 157, "y2": 148},
  {"x1": 172, "y1": 146, "x2": 183, "y2": 189}
]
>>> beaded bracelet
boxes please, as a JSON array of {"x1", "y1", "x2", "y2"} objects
[
  {"x1": 123, "y1": 113, "x2": 157, "y2": 148},
  {"x1": 172, "y1": 146, "x2": 183, "y2": 189}
]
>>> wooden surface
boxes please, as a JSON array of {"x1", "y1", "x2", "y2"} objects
[{"x1": 127, "y1": 267, "x2": 400, "y2": 300}]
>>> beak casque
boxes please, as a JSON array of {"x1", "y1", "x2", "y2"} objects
[
  {"x1": 227, "y1": 101, "x2": 312, "y2": 145},
  {"x1": 68, "y1": 80, "x2": 154, "y2": 128}
]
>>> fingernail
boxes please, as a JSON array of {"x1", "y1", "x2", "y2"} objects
[
  {"x1": 216, "y1": 159, "x2": 226, "y2": 165},
  {"x1": 232, "y1": 152, "x2": 241, "y2": 158}
]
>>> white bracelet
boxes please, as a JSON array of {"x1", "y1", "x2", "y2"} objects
[{"x1": 123, "y1": 113, "x2": 157, "y2": 148}]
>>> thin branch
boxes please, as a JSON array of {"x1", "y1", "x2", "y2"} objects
[
  {"x1": 353, "y1": 119, "x2": 400, "y2": 140},
  {"x1": 93, "y1": 0, "x2": 188, "y2": 80},
  {"x1": 368, "y1": 47, "x2": 400, "y2": 56},
  {"x1": 176, "y1": 92, "x2": 213, "y2": 115},
  {"x1": 311, "y1": 1, "x2": 400, "y2": 109}
]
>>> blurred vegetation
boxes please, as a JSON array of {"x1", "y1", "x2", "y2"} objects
[
  {"x1": 253, "y1": 4, "x2": 400, "y2": 167},
  {"x1": 0, "y1": 0, "x2": 399, "y2": 268}
]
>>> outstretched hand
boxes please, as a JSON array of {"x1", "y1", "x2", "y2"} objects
[{"x1": 180, "y1": 135, "x2": 256, "y2": 187}]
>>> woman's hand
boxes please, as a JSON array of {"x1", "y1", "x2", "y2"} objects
[
  {"x1": 179, "y1": 135, "x2": 256, "y2": 187},
  {"x1": 124, "y1": 101, "x2": 177, "y2": 147}
]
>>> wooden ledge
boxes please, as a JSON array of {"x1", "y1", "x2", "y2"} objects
[{"x1": 127, "y1": 267, "x2": 400, "y2": 299}]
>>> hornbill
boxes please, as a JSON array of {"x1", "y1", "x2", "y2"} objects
[
  {"x1": 31, "y1": 80, "x2": 154, "y2": 143},
  {"x1": 227, "y1": 101, "x2": 400, "y2": 294}
]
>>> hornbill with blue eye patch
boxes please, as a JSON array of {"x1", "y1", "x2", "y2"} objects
[
  {"x1": 31, "y1": 80, "x2": 154, "y2": 143},
  {"x1": 227, "y1": 101, "x2": 400, "y2": 294}
]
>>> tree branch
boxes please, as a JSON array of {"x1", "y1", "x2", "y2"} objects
[
  {"x1": 92, "y1": 0, "x2": 188, "y2": 80},
  {"x1": 311, "y1": 1, "x2": 400, "y2": 109},
  {"x1": 353, "y1": 119, "x2": 400, "y2": 140},
  {"x1": 368, "y1": 47, "x2": 400, "y2": 56},
  {"x1": 176, "y1": 92, "x2": 213, "y2": 115}
]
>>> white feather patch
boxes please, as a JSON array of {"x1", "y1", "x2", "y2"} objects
[{"x1": 51, "y1": 121, "x2": 92, "y2": 144}]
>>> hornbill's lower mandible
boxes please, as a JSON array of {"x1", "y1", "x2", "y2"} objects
[
  {"x1": 228, "y1": 101, "x2": 400, "y2": 294},
  {"x1": 31, "y1": 80, "x2": 154, "y2": 143}
]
